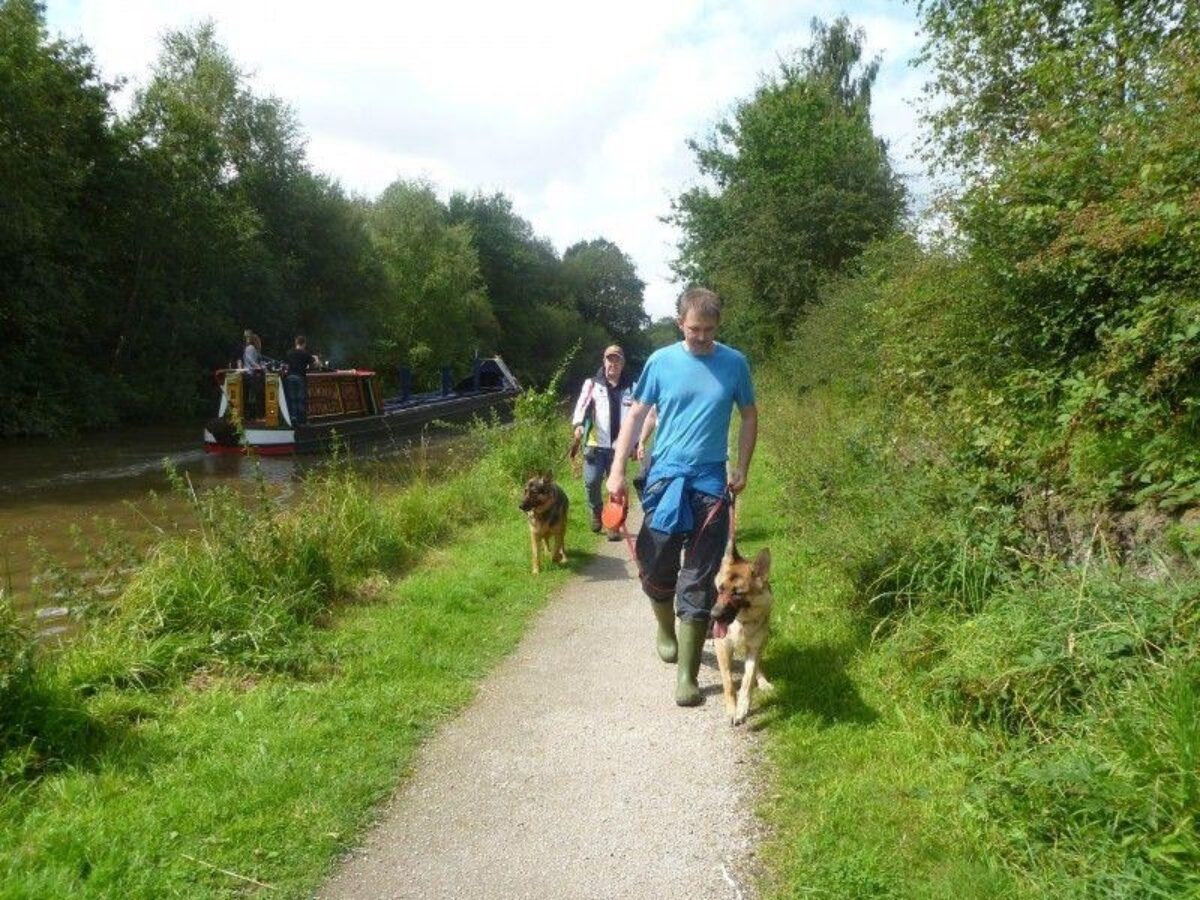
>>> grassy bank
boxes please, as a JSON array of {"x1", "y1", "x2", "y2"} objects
[
  {"x1": 743, "y1": 260, "x2": 1200, "y2": 898},
  {"x1": 0, "y1": 382, "x2": 587, "y2": 897},
  {"x1": 737, "y1": 387, "x2": 1013, "y2": 899}
]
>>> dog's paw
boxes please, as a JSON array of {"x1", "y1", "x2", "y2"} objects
[
  {"x1": 733, "y1": 700, "x2": 750, "y2": 725},
  {"x1": 758, "y1": 677, "x2": 774, "y2": 693}
]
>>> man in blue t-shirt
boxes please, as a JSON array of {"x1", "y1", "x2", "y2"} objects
[{"x1": 607, "y1": 287, "x2": 758, "y2": 706}]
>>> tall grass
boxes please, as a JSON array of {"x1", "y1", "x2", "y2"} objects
[
  {"x1": 756, "y1": 242, "x2": 1200, "y2": 896},
  {"x1": 1, "y1": 370, "x2": 568, "y2": 786}
]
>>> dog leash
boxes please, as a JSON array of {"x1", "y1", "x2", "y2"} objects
[
  {"x1": 601, "y1": 492, "x2": 642, "y2": 578},
  {"x1": 603, "y1": 484, "x2": 738, "y2": 581}
]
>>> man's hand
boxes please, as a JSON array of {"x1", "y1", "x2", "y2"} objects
[
  {"x1": 605, "y1": 399, "x2": 648, "y2": 504},
  {"x1": 606, "y1": 470, "x2": 627, "y2": 503},
  {"x1": 728, "y1": 468, "x2": 748, "y2": 495},
  {"x1": 731, "y1": 405, "x2": 757, "y2": 497},
  {"x1": 573, "y1": 425, "x2": 583, "y2": 439}
]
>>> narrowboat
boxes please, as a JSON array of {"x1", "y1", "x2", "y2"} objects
[{"x1": 203, "y1": 356, "x2": 520, "y2": 455}]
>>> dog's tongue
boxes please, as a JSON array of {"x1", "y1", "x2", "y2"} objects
[{"x1": 712, "y1": 620, "x2": 728, "y2": 639}]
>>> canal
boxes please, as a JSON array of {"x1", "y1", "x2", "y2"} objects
[{"x1": 0, "y1": 425, "x2": 444, "y2": 637}]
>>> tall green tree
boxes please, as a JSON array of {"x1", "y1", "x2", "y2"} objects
[
  {"x1": 0, "y1": 11, "x2": 648, "y2": 431},
  {"x1": 915, "y1": 1, "x2": 1200, "y2": 504},
  {"x1": 447, "y1": 190, "x2": 616, "y2": 385},
  {"x1": 368, "y1": 181, "x2": 497, "y2": 383},
  {"x1": 917, "y1": 0, "x2": 1198, "y2": 178},
  {"x1": 447, "y1": 192, "x2": 561, "y2": 368},
  {"x1": 799, "y1": 15, "x2": 880, "y2": 110},
  {"x1": 561, "y1": 238, "x2": 648, "y2": 349},
  {"x1": 669, "y1": 16, "x2": 905, "y2": 351},
  {"x1": 116, "y1": 22, "x2": 307, "y2": 388},
  {"x1": 0, "y1": 0, "x2": 122, "y2": 432}
]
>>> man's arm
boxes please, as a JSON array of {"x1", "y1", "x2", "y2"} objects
[
  {"x1": 571, "y1": 379, "x2": 594, "y2": 438},
  {"x1": 606, "y1": 400, "x2": 650, "y2": 502},
  {"x1": 636, "y1": 405, "x2": 657, "y2": 461},
  {"x1": 728, "y1": 403, "x2": 757, "y2": 494}
]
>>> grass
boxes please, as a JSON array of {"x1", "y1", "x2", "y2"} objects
[
  {"x1": 0, "y1": 515, "x2": 586, "y2": 898},
  {"x1": 736, "y1": 381, "x2": 1018, "y2": 900},
  {"x1": 0, "y1": 369, "x2": 585, "y2": 897},
  {"x1": 741, "y1": 278, "x2": 1200, "y2": 897},
  {"x1": 6, "y1": 326, "x2": 1198, "y2": 897}
]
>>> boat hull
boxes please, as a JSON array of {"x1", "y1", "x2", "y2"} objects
[{"x1": 204, "y1": 389, "x2": 515, "y2": 456}]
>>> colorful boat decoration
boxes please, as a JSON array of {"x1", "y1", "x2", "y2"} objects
[{"x1": 203, "y1": 357, "x2": 520, "y2": 455}]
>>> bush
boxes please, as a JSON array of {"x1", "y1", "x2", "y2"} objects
[
  {"x1": 483, "y1": 351, "x2": 573, "y2": 483},
  {"x1": 0, "y1": 594, "x2": 99, "y2": 781}
]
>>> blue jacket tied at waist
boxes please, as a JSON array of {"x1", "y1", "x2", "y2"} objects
[{"x1": 639, "y1": 459, "x2": 727, "y2": 534}]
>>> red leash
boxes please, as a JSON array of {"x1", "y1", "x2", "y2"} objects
[
  {"x1": 601, "y1": 493, "x2": 642, "y2": 578},
  {"x1": 602, "y1": 487, "x2": 738, "y2": 581}
]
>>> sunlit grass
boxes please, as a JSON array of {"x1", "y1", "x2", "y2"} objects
[
  {"x1": 746, "y1": 287, "x2": 1200, "y2": 897},
  {"x1": 0, "y1": 369, "x2": 588, "y2": 897}
]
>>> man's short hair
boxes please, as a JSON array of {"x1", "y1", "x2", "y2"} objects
[
  {"x1": 677, "y1": 287, "x2": 721, "y2": 320},
  {"x1": 295, "y1": 335, "x2": 306, "y2": 347}
]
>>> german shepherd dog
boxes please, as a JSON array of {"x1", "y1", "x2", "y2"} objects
[
  {"x1": 711, "y1": 546, "x2": 773, "y2": 725},
  {"x1": 519, "y1": 472, "x2": 569, "y2": 574}
]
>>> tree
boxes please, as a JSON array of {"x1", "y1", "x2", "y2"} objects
[
  {"x1": 368, "y1": 180, "x2": 496, "y2": 383},
  {"x1": 118, "y1": 21, "x2": 308, "y2": 374},
  {"x1": 917, "y1": 0, "x2": 1198, "y2": 178},
  {"x1": 448, "y1": 190, "x2": 607, "y2": 386},
  {"x1": 0, "y1": 0, "x2": 123, "y2": 432},
  {"x1": 645, "y1": 316, "x2": 680, "y2": 351},
  {"x1": 561, "y1": 238, "x2": 648, "y2": 348},
  {"x1": 448, "y1": 192, "x2": 560, "y2": 358},
  {"x1": 798, "y1": 15, "x2": 880, "y2": 110},
  {"x1": 914, "y1": 0, "x2": 1200, "y2": 506},
  {"x1": 669, "y1": 16, "x2": 905, "y2": 351}
]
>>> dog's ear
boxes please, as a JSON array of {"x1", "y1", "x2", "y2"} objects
[
  {"x1": 752, "y1": 548, "x2": 771, "y2": 579},
  {"x1": 542, "y1": 469, "x2": 554, "y2": 483}
]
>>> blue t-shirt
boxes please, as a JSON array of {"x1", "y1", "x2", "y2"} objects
[{"x1": 634, "y1": 342, "x2": 755, "y2": 467}]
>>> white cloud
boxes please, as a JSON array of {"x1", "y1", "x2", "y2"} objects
[{"x1": 46, "y1": 0, "x2": 929, "y2": 320}]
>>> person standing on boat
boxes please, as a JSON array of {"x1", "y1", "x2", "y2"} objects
[
  {"x1": 242, "y1": 330, "x2": 263, "y2": 370},
  {"x1": 242, "y1": 330, "x2": 265, "y2": 418},
  {"x1": 284, "y1": 335, "x2": 315, "y2": 425},
  {"x1": 571, "y1": 345, "x2": 638, "y2": 541}
]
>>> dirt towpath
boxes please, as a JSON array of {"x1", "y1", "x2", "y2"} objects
[{"x1": 320, "y1": 511, "x2": 762, "y2": 899}]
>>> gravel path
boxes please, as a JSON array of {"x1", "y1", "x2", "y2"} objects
[{"x1": 319, "y1": 512, "x2": 762, "y2": 900}]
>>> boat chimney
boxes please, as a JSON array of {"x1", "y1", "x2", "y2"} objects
[
  {"x1": 440, "y1": 366, "x2": 453, "y2": 396},
  {"x1": 397, "y1": 366, "x2": 413, "y2": 401}
]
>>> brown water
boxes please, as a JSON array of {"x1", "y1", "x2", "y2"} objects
[{"x1": 0, "y1": 426, "x2": 442, "y2": 638}]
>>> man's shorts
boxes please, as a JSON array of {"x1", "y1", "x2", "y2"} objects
[{"x1": 635, "y1": 489, "x2": 730, "y2": 622}]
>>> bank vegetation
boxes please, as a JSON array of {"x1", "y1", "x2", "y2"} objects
[{"x1": 673, "y1": 6, "x2": 1200, "y2": 896}]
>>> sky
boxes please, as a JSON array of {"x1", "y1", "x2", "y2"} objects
[{"x1": 45, "y1": 0, "x2": 930, "y2": 320}]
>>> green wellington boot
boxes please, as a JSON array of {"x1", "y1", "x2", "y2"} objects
[
  {"x1": 675, "y1": 619, "x2": 707, "y2": 707},
  {"x1": 650, "y1": 601, "x2": 677, "y2": 663}
]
